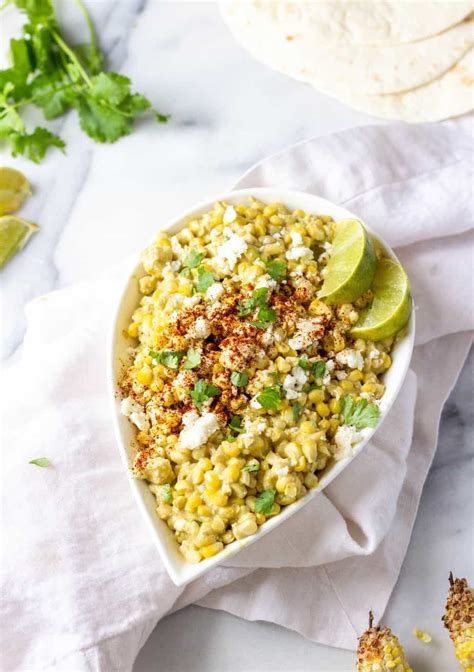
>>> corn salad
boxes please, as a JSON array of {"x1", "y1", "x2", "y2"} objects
[{"x1": 119, "y1": 199, "x2": 399, "y2": 563}]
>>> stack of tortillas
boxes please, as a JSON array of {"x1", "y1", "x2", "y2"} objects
[{"x1": 220, "y1": 1, "x2": 474, "y2": 122}]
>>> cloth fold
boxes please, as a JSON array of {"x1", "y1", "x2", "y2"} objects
[{"x1": 1, "y1": 119, "x2": 472, "y2": 671}]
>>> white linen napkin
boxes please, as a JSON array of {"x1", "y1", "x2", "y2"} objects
[{"x1": 1, "y1": 119, "x2": 472, "y2": 671}]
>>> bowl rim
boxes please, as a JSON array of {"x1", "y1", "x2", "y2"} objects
[{"x1": 107, "y1": 186, "x2": 415, "y2": 586}]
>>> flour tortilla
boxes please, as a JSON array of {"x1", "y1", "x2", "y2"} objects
[
  {"x1": 329, "y1": 50, "x2": 474, "y2": 122},
  {"x1": 221, "y1": 1, "x2": 474, "y2": 46},
  {"x1": 221, "y1": 3, "x2": 474, "y2": 95}
]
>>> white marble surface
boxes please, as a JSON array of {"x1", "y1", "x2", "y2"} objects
[{"x1": 1, "y1": 2, "x2": 472, "y2": 671}]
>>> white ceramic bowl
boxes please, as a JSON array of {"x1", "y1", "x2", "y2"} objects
[{"x1": 108, "y1": 187, "x2": 415, "y2": 586}]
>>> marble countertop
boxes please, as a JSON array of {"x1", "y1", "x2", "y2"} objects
[{"x1": 1, "y1": 2, "x2": 472, "y2": 671}]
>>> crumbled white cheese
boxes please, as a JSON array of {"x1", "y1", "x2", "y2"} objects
[
  {"x1": 120, "y1": 397, "x2": 150, "y2": 431},
  {"x1": 170, "y1": 237, "x2": 183, "y2": 256},
  {"x1": 205, "y1": 282, "x2": 224, "y2": 302},
  {"x1": 261, "y1": 326, "x2": 274, "y2": 347},
  {"x1": 223, "y1": 205, "x2": 237, "y2": 224},
  {"x1": 189, "y1": 316, "x2": 211, "y2": 340},
  {"x1": 368, "y1": 348, "x2": 381, "y2": 360},
  {"x1": 250, "y1": 397, "x2": 262, "y2": 409},
  {"x1": 182, "y1": 410, "x2": 199, "y2": 427},
  {"x1": 215, "y1": 232, "x2": 248, "y2": 272},
  {"x1": 283, "y1": 366, "x2": 308, "y2": 400},
  {"x1": 336, "y1": 349, "x2": 364, "y2": 370},
  {"x1": 179, "y1": 412, "x2": 220, "y2": 449},
  {"x1": 290, "y1": 231, "x2": 303, "y2": 245},
  {"x1": 334, "y1": 425, "x2": 360, "y2": 460},
  {"x1": 162, "y1": 260, "x2": 181, "y2": 275},
  {"x1": 257, "y1": 421, "x2": 267, "y2": 433},
  {"x1": 255, "y1": 276, "x2": 277, "y2": 291},
  {"x1": 288, "y1": 318, "x2": 322, "y2": 351},
  {"x1": 322, "y1": 359, "x2": 334, "y2": 385},
  {"x1": 276, "y1": 466, "x2": 289, "y2": 477},
  {"x1": 286, "y1": 246, "x2": 313, "y2": 261},
  {"x1": 335, "y1": 371, "x2": 348, "y2": 380},
  {"x1": 183, "y1": 295, "x2": 202, "y2": 308}
]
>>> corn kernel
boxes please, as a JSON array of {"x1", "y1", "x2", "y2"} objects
[
  {"x1": 309, "y1": 389, "x2": 325, "y2": 404},
  {"x1": 340, "y1": 379, "x2": 354, "y2": 391},
  {"x1": 185, "y1": 493, "x2": 202, "y2": 513},
  {"x1": 329, "y1": 398, "x2": 340, "y2": 414},
  {"x1": 316, "y1": 402, "x2": 330, "y2": 417},
  {"x1": 300, "y1": 421, "x2": 314, "y2": 434},
  {"x1": 197, "y1": 505, "x2": 211, "y2": 517},
  {"x1": 200, "y1": 542, "x2": 224, "y2": 558},
  {"x1": 127, "y1": 322, "x2": 139, "y2": 338},
  {"x1": 136, "y1": 367, "x2": 152, "y2": 386},
  {"x1": 204, "y1": 471, "x2": 221, "y2": 491}
]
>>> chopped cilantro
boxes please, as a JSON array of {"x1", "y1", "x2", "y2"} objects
[
  {"x1": 265, "y1": 259, "x2": 286, "y2": 282},
  {"x1": 179, "y1": 267, "x2": 192, "y2": 279},
  {"x1": 249, "y1": 303, "x2": 277, "y2": 329},
  {"x1": 190, "y1": 379, "x2": 221, "y2": 408},
  {"x1": 298, "y1": 357, "x2": 309, "y2": 370},
  {"x1": 256, "y1": 386, "x2": 282, "y2": 410},
  {"x1": 312, "y1": 360, "x2": 326, "y2": 379},
  {"x1": 228, "y1": 416, "x2": 244, "y2": 433},
  {"x1": 231, "y1": 371, "x2": 249, "y2": 387},
  {"x1": 161, "y1": 484, "x2": 173, "y2": 503},
  {"x1": 341, "y1": 396, "x2": 380, "y2": 430},
  {"x1": 292, "y1": 402, "x2": 301, "y2": 423},
  {"x1": 237, "y1": 287, "x2": 270, "y2": 317},
  {"x1": 184, "y1": 250, "x2": 204, "y2": 269},
  {"x1": 243, "y1": 462, "x2": 260, "y2": 473},
  {"x1": 196, "y1": 267, "x2": 215, "y2": 293},
  {"x1": 255, "y1": 489, "x2": 276, "y2": 514},
  {"x1": 150, "y1": 349, "x2": 185, "y2": 370},
  {"x1": 28, "y1": 457, "x2": 51, "y2": 468},
  {"x1": 183, "y1": 349, "x2": 201, "y2": 370}
]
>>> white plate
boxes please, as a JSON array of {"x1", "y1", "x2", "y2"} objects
[{"x1": 108, "y1": 187, "x2": 415, "y2": 586}]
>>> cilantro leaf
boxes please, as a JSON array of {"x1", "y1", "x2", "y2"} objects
[
  {"x1": 341, "y1": 396, "x2": 380, "y2": 430},
  {"x1": 7, "y1": 127, "x2": 65, "y2": 163},
  {"x1": 184, "y1": 250, "x2": 204, "y2": 269},
  {"x1": 243, "y1": 462, "x2": 260, "y2": 473},
  {"x1": 265, "y1": 259, "x2": 286, "y2": 282},
  {"x1": 196, "y1": 267, "x2": 215, "y2": 293},
  {"x1": 227, "y1": 416, "x2": 244, "y2": 440},
  {"x1": 298, "y1": 357, "x2": 309, "y2": 370},
  {"x1": 190, "y1": 379, "x2": 221, "y2": 408},
  {"x1": 161, "y1": 484, "x2": 173, "y2": 503},
  {"x1": 230, "y1": 371, "x2": 248, "y2": 387},
  {"x1": 292, "y1": 402, "x2": 301, "y2": 423},
  {"x1": 312, "y1": 360, "x2": 326, "y2": 380},
  {"x1": 29, "y1": 457, "x2": 51, "y2": 468},
  {"x1": 150, "y1": 349, "x2": 185, "y2": 370},
  {"x1": 183, "y1": 349, "x2": 201, "y2": 370},
  {"x1": 237, "y1": 287, "x2": 269, "y2": 317},
  {"x1": 256, "y1": 386, "x2": 282, "y2": 410},
  {"x1": 255, "y1": 489, "x2": 276, "y2": 514}
]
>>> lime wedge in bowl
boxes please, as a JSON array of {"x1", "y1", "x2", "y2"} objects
[
  {"x1": 318, "y1": 218, "x2": 376, "y2": 304},
  {"x1": 0, "y1": 215, "x2": 39, "y2": 268},
  {"x1": 351, "y1": 257, "x2": 411, "y2": 341}
]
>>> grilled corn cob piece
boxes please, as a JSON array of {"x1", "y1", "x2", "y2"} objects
[
  {"x1": 357, "y1": 612, "x2": 413, "y2": 672},
  {"x1": 442, "y1": 573, "x2": 474, "y2": 670}
]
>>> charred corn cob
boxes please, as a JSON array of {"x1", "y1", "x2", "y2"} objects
[
  {"x1": 357, "y1": 612, "x2": 413, "y2": 672},
  {"x1": 442, "y1": 573, "x2": 474, "y2": 670}
]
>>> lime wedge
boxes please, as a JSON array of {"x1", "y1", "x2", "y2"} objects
[
  {"x1": 351, "y1": 257, "x2": 411, "y2": 341},
  {"x1": 318, "y1": 219, "x2": 376, "y2": 304},
  {"x1": 0, "y1": 216, "x2": 39, "y2": 269},
  {"x1": 0, "y1": 167, "x2": 32, "y2": 216}
]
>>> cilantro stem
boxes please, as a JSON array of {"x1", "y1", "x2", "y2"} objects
[
  {"x1": 73, "y1": 0, "x2": 99, "y2": 60},
  {"x1": 51, "y1": 29, "x2": 92, "y2": 86}
]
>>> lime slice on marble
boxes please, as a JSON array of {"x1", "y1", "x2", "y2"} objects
[
  {"x1": 0, "y1": 216, "x2": 39, "y2": 269},
  {"x1": 351, "y1": 257, "x2": 411, "y2": 341},
  {"x1": 0, "y1": 167, "x2": 31, "y2": 215},
  {"x1": 318, "y1": 219, "x2": 376, "y2": 304}
]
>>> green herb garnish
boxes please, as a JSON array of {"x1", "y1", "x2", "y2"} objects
[
  {"x1": 256, "y1": 386, "x2": 282, "y2": 410},
  {"x1": 150, "y1": 349, "x2": 185, "y2": 370},
  {"x1": 231, "y1": 371, "x2": 249, "y2": 387},
  {"x1": 341, "y1": 396, "x2": 380, "y2": 430},
  {"x1": 255, "y1": 489, "x2": 276, "y2": 514},
  {"x1": 237, "y1": 287, "x2": 270, "y2": 317},
  {"x1": 29, "y1": 457, "x2": 50, "y2": 468},
  {"x1": 292, "y1": 402, "x2": 301, "y2": 423},
  {"x1": 0, "y1": 0, "x2": 168, "y2": 162},
  {"x1": 243, "y1": 462, "x2": 260, "y2": 473},
  {"x1": 195, "y1": 267, "x2": 215, "y2": 293},
  {"x1": 190, "y1": 378, "x2": 221, "y2": 408},
  {"x1": 312, "y1": 360, "x2": 326, "y2": 380},
  {"x1": 184, "y1": 250, "x2": 204, "y2": 269},
  {"x1": 161, "y1": 484, "x2": 173, "y2": 503},
  {"x1": 265, "y1": 259, "x2": 286, "y2": 282},
  {"x1": 183, "y1": 349, "x2": 201, "y2": 370},
  {"x1": 228, "y1": 416, "x2": 245, "y2": 434},
  {"x1": 298, "y1": 357, "x2": 309, "y2": 370}
]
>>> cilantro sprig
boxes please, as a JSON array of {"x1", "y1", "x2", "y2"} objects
[
  {"x1": 256, "y1": 386, "x2": 283, "y2": 410},
  {"x1": 195, "y1": 267, "x2": 215, "y2": 293},
  {"x1": 0, "y1": 0, "x2": 168, "y2": 162},
  {"x1": 183, "y1": 349, "x2": 201, "y2": 370},
  {"x1": 265, "y1": 259, "x2": 286, "y2": 282},
  {"x1": 255, "y1": 489, "x2": 276, "y2": 514},
  {"x1": 230, "y1": 371, "x2": 248, "y2": 388},
  {"x1": 150, "y1": 349, "x2": 185, "y2": 370},
  {"x1": 341, "y1": 396, "x2": 380, "y2": 430},
  {"x1": 238, "y1": 287, "x2": 270, "y2": 317},
  {"x1": 190, "y1": 378, "x2": 221, "y2": 408}
]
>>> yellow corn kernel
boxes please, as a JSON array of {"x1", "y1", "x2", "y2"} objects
[
  {"x1": 211, "y1": 516, "x2": 226, "y2": 534},
  {"x1": 349, "y1": 369, "x2": 364, "y2": 382},
  {"x1": 263, "y1": 204, "x2": 278, "y2": 217},
  {"x1": 174, "y1": 495, "x2": 186, "y2": 510},
  {"x1": 304, "y1": 473, "x2": 318, "y2": 489},
  {"x1": 197, "y1": 505, "x2": 212, "y2": 517},
  {"x1": 222, "y1": 442, "x2": 241, "y2": 457},
  {"x1": 200, "y1": 542, "x2": 224, "y2": 559},
  {"x1": 302, "y1": 441, "x2": 317, "y2": 463},
  {"x1": 340, "y1": 379, "x2": 354, "y2": 391},
  {"x1": 361, "y1": 382, "x2": 377, "y2": 393},
  {"x1": 223, "y1": 463, "x2": 241, "y2": 483},
  {"x1": 300, "y1": 421, "x2": 314, "y2": 434},
  {"x1": 319, "y1": 418, "x2": 330, "y2": 430},
  {"x1": 383, "y1": 353, "x2": 392, "y2": 369},
  {"x1": 309, "y1": 389, "x2": 325, "y2": 404},
  {"x1": 176, "y1": 285, "x2": 192, "y2": 297},
  {"x1": 329, "y1": 418, "x2": 339, "y2": 434},
  {"x1": 206, "y1": 491, "x2": 228, "y2": 507},
  {"x1": 255, "y1": 512, "x2": 266, "y2": 525},
  {"x1": 185, "y1": 493, "x2": 202, "y2": 513},
  {"x1": 329, "y1": 398, "x2": 340, "y2": 414},
  {"x1": 156, "y1": 236, "x2": 171, "y2": 248},
  {"x1": 294, "y1": 456, "x2": 307, "y2": 472},
  {"x1": 413, "y1": 628, "x2": 432, "y2": 643},
  {"x1": 204, "y1": 471, "x2": 221, "y2": 491},
  {"x1": 127, "y1": 322, "x2": 139, "y2": 338},
  {"x1": 316, "y1": 402, "x2": 330, "y2": 417},
  {"x1": 136, "y1": 367, "x2": 152, "y2": 386}
]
